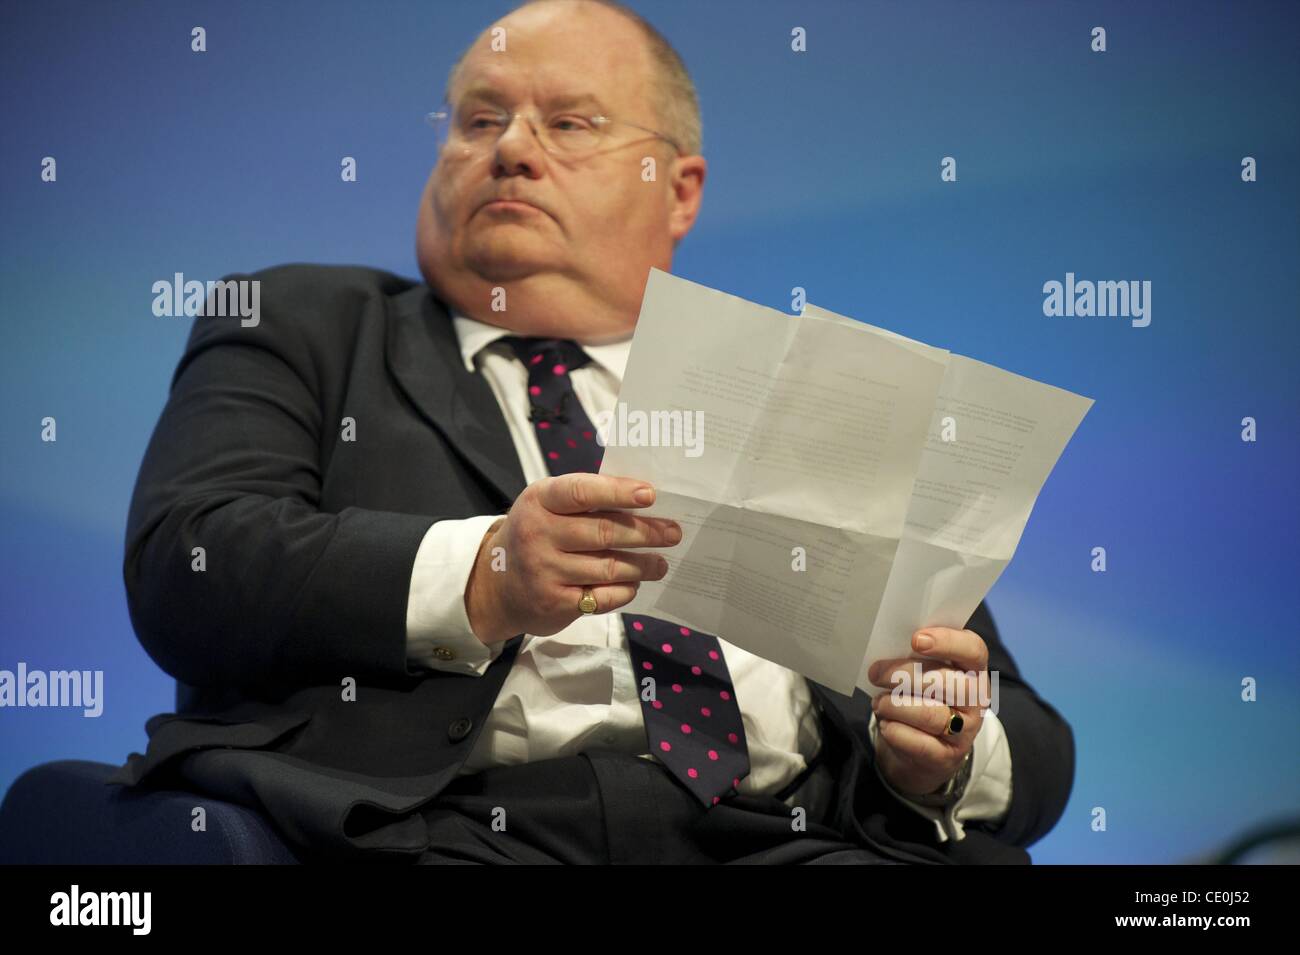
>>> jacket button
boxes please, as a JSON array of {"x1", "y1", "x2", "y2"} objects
[
  {"x1": 432, "y1": 646, "x2": 456, "y2": 661},
  {"x1": 448, "y1": 717, "x2": 473, "y2": 742}
]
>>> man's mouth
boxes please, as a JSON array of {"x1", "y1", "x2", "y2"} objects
[{"x1": 481, "y1": 199, "x2": 542, "y2": 214}]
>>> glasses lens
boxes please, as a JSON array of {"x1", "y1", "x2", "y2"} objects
[
  {"x1": 429, "y1": 111, "x2": 451, "y2": 154},
  {"x1": 432, "y1": 105, "x2": 610, "y2": 158},
  {"x1": 541, "y1": 117, "x2": 602, "y2": 156}
]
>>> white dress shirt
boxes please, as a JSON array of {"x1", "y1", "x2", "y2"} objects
[{"x1": 404, "y1": 307, "x2": 1013, "y2": 842}]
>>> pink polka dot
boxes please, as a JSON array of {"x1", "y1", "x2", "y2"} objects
[
  {"x1": 691, "y1": 665, "x2": 702, "y2": 676},
  {"x1": 552, "y1": 364, "x2": 567, "y2": 375},
  {"x1": 680, "y1": 723, "x2": 692, "y2": 734},
  {"x1": 672, "y1": 683, "x2": 682, "y2": 693},
  {"x1": 708, "y1": 750, "x2": 719, "y2": 760},
  {"x1": 582, "y1": 430, "x2": 593, "y2": 439},
  {"x1": 530, "y1": 353, "x2": 543, "y2": 365},
  {"x1": 528, "y1": 385, "x2": 541, "y2": 396},
  {"x1": 700, "y1": 706, "x2": 711, "y2": 717},
  {"x1": 537, "y1": 421, "x2": 550, "y2": 429},
  {"x1": 708, "y1": 650, "x2": 720, "y2": 661},
  {"x1": 651, "y1": 700, "x2": 663, "y2": 709},
  {"x1": 631, "y1": 620, "x2": 644, "y2": 631},
  {"x1": 712, "y1": 796, "x2": 720, "y2": 805},
  {"x1": 566, "y1": 438, "x2": 577, "y2": 448},
  {"x1": 661, "y1": 643, "x2": 673, "y2": 653},
  {"x1": 719, "y1": 690, "x2": 730, "y2": 701},
  {"x1": 727, "y1": 733, "x2": 739, "y2": 744},
  {"x1": 659, "y1": 740, "x2": 671, "y2": 752},
  {"x1": 687, "y1": 768, "x2": 698, "y2": 779},
  {"x1": 641, "y1": 661, "x2": 653, "y2": 670},
  {"x1": 547, "y1": 451, "x2": 559, "y2": 460},
  {"x1": 732, "y1": 777, "x2": 740, "y2": 788},
  {"x1": 679, "y1": 626, "x2": 691, "y2": 636}
]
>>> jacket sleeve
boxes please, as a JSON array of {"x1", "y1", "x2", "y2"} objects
[
  {"x1": 962, "y1": 601, "x2": 1075, "y2": 848},
  {"x1": 123, "y1": 267, "x2": 441, "y2": 691}
]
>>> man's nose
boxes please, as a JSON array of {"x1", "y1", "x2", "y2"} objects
[{"x1": 492, "y1": 113, "x2": 544, "y2": 177}]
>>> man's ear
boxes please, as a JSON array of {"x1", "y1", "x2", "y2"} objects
[{"x1": 667, "y1": 154, "x2": 706, "y2": 244}]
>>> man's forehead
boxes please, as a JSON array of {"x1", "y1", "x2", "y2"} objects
[
  {"x1": 450, "y1": 8, "x2": 650, "y2": 104},
  {"x1": 452, "y1": 61, "x2": 613, "y2": 107},
  {"x1": 456, "y1": 79, "x2": 608, "y2": 113},
  {"x1": 450, "y1": 61, "x2": 645, "y2": 116}
]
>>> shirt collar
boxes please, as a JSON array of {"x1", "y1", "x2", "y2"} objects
[{"x1": 449, "y1": 306, "x2": 632, "y2": 381}]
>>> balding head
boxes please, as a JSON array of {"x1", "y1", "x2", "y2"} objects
[
  {"x1": 446, "y1": 0, "x2": 702, "y2": 156},
  {"x1": 415, "y1": 0, "x2": 708, "y2": 343}
]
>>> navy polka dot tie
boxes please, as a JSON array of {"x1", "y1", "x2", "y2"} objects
[{"x1": 501, "y1": 336, "x2": 751, "y2": 807}]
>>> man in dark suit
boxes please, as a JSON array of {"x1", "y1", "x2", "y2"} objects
[{"x1": 111, "y1": 0, "x2": 1073, "y2": 863}]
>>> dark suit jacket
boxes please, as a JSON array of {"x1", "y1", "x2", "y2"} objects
[{"x1": 109, "y1": 264, "x2": 1074, "y2": 864}]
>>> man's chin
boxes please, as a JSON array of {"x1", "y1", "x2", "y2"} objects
[{"x1": 463, "y1": 238, "x2": 563, "y2": 284}]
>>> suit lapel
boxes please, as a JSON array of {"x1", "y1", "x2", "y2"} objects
[{"x1": 385, "y1": 284, "x2": 527, "y2": 508}]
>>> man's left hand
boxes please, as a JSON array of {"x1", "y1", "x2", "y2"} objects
[{"x1": 865, "y1": 627, "x2": 989, "y2": 798}]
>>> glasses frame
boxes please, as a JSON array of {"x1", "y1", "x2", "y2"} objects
[{"x1": 425, "y1": 102, "x2": 684, "y2": 160}]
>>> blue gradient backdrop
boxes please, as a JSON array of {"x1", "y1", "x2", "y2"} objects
[{"x1": 2, "y1": 0, "x2": 1297, "y2": 863}]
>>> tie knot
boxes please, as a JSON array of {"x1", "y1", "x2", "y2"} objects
[{"x1": 501, "y1": 336, "x2": 592, "y2": 378}]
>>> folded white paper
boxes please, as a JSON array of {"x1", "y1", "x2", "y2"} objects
[{"x1": 599, "y1": 268, "x2": 1093, "y2": 696}]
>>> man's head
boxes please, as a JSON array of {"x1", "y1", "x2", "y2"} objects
[{"x1": 415, "y1": 0, "x2": 706, "y2": 343}]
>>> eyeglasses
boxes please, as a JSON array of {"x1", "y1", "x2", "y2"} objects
[{"x1": 425, "y1": 103, "x2": 682, "y2": 160}]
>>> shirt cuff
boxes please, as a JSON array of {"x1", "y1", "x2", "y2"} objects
[
  {"x1": 405, "y1": 515, "x2": 507, "y2": 676},
  {"x1": 868, "y1": 707, "x2": 1013, "y2": 844}
]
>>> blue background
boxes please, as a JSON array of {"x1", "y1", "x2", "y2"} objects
[{"x1": 2, "y1": 0, "x2": 1297, "y2": 864}]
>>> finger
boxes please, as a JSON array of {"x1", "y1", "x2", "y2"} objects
[
  {"x1": 867, "y1": 661, "x2": 986, "y2": 708},
  {"x1": 864, "y1": 656, "x2": 949, "y2": 690},
  {"x1": 553, "y1": 512, "x2": 682, "y2": 552},
  {"x1": 912, "y1": 627, "x2": 989, "y2": 674},
  {"x1": 561, "y1": 549, "x2": 669, "y2": 586},
  {"x1": 875, "y1": 718, "x2": 953, "y2": 765},
  {"x1": 537, "y1": 473, "x2": 656, "y2": 515},
  {"x1": 562, "y1": 582, "x2": 640, "y2": 616},
  {"x1": 874, "y1": 692, "x2": 981, "y2": 740}
]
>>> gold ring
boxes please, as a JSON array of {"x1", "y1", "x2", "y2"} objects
[
  {"x1": 578, "y1": 588, "x2": 598, "y2": 615},
  {"x1": 944, "y1": 709, "x2": 964, "y2": 736}
]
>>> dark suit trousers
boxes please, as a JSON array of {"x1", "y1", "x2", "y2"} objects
[{"x1": 414, "y1": 705, "x2": 906, "y2": 865}]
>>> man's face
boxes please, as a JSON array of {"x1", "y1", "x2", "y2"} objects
[{"x1": 415, "y1": 1, "x2": 704, "y2": 340}]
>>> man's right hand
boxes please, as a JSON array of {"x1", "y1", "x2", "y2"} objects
[{"x1": 464, "y1": 473, "x2": 681, "y2": 645}]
